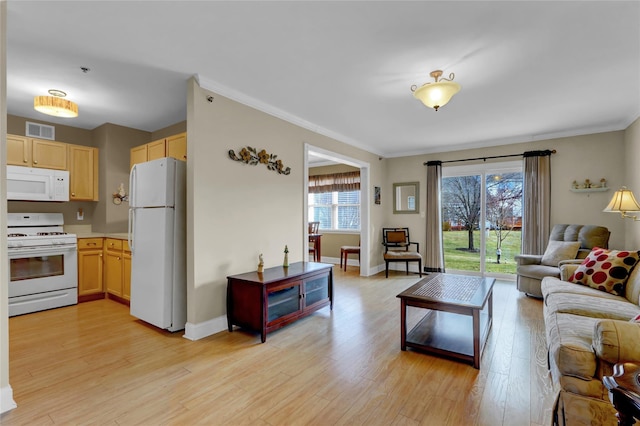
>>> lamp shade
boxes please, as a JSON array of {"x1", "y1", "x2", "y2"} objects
[
  {"x1": 412, "y1": 80, "x2": 461, "y2": 111},
  {"x1": 603, "y1": 187, "x2": 640, "y2": 213},
  {"x1": 34, "y1": 95, "x2": 78, "y2": 118}
]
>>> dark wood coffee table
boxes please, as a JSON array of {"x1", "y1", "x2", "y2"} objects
[{"x1": 397, "y1": 273, "x2": 495, "y2": 369}]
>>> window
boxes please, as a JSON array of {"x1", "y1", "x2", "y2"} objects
[{"x1": 309, "y1": 190, "x2": 360, "y2": 230}]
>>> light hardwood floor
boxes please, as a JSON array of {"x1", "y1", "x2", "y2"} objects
[{"x1": 2, "y1": 268, "x2": 556, "y2": 425}]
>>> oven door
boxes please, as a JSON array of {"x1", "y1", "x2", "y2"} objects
[{"x1": 8, "y1": 244, "x2": 78, "y2": 298}]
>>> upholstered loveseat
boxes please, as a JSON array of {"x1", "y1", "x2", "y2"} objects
[
  {"x1": 516, "y1": 224, "x2": 610, "y2": 298},
  {"x1": 541, "y1": 251, "x2": 640, "y2": 425}
]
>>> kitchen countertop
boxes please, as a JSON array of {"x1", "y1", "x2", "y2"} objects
[{"x1": 75, "y1": 232, "x2": 129, "y2": 240}]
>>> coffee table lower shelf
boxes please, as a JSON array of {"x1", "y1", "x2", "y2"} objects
[{"x1": 404, "y1": 309, "x2": 492, "y2": 367}]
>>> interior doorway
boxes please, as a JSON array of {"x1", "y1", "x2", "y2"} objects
[{"x1": 304, "y1": 144, "x2": 370, "y2": 276}]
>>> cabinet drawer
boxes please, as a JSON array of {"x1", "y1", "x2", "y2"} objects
[
  {"x1": 78, "y1": 238, "x2": 104, "y2": 250},
  {"x1": 123, "y1": 240, "x2": 130, "y2": 252},
  {"x1": 105, "y1": 238, "x2": 123, "y2": 251}
]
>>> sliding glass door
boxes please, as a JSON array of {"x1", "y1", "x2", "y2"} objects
[{"x1": 442, "y1": 162, "x2": 523, "y2": 277}]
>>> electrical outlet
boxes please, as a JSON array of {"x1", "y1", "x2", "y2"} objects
[{"x1": 77, "y1": 210, "x2": 84, "y2": 221}]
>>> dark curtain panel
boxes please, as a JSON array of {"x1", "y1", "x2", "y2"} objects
[
  {"x1": 425, "y1": 161, "x2": 445, "y2": 272},
  {"x1": 521, "y1": 151, "x2": 553, "y2": 255}
]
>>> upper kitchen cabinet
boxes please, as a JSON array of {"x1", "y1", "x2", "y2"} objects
[
  {"x1": 7, "y1": 135, "x2": 67, "y2": 170},
  {"x1": 68, "y1": 144, "x2": 99, "y2": 201},
  {"x1": 147, "y1": 139, "x2": 166, "y2": 162},
  {"x1": 130, "y1": 144, "x2": 148, "y2": 170},
  {"x1": 166, "y1": 132, "x2": 187, "y2": 161},
  {"x1": 130, "y1": 132, "x2": 187, "y2": 169}
]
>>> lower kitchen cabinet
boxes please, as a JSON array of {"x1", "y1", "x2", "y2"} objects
[
  {"x1": 104, "y1": 238, "x2": 131, "y2": 304},
  {"x1": 77, "y1": 238, "x2": 104, "y2": 302}
]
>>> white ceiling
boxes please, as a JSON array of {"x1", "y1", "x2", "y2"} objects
[{"x1": 6, "y1": 1, "x2": 640, "y2": 158}]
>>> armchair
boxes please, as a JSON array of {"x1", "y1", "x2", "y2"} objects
[
  {"x1": 515, "y1": 224, "x2": 610, "y2": 297},
  {"x1": 382, "y1": 228, "x2": 422, "y2": 278}
]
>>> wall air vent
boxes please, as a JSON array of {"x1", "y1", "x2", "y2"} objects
[{"x1": 25, "y1": 121, "x2": 55, "y2": 140}]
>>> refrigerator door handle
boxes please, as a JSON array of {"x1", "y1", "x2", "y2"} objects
[
  {"x1": 129, "y1": 164, "x2": 137, "y2": 207},
  {"x1": 128, "y1": 208, "x2": 135, "y2": 253}
]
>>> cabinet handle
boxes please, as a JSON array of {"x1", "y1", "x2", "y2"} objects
[
  {"x1": 117, "y1": 257, "x2": 121, "y2": 260},
  {"x1": 88, "y1": 242, "x2": 96, "y2": 246},
  {"x1": 99, "y1": 254, "x2": 102, "y2": 257},
  {"x1": 23, "y1": 158, "x2": 28, "y2": 163},
  {"x1": 33, "y1": 159, "x2": 38, "y2": 164},
  {"x1": 71, "y1": 192, "x2": 76, "y2": 196}
]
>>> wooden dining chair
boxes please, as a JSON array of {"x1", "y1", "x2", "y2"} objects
[
  {"x1": 340, "y1": 241, "x2": 360, "y2": 271},
  {"x1": 308, "y1": 222, "x2": 320, "y2": 261}
]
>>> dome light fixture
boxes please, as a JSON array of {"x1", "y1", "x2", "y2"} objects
[
  {"x1": 34, "y1": 89, "x2": 78, "y2": 118},
  {"x1": 411, "y1": 70, "x2": 461, "y2": 111}
]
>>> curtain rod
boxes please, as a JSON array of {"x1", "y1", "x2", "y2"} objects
[{"x1": 423, "y1": 149, "x2": 556, "y2": 166}]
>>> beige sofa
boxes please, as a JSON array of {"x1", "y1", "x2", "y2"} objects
[
  {"x1": 516, "y1": 224, "x2": 610, "y2": 298},
  {"x1": 541, "y1": 261, "x2": 640, "y2": 425}
]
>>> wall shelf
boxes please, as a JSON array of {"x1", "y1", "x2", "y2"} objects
[{"x1": 570, "y1": 187, "x2": 609, "y2": 193}]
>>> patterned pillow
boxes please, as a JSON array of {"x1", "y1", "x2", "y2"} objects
[
  {"x1": 631, "y1": 314, "x2": 640, "y2": 323},
  {"x1": 569, "y1": 247, "x2": 640, "y2": 296}
]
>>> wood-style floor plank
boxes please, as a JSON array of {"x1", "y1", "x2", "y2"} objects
[{"x1": 1, "y1": 268, "x2": 556, "y2": 425}]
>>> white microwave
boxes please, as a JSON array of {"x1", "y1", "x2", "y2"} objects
[{"x1": 6, "y1": 166, "x2": 70, "y2": 202}]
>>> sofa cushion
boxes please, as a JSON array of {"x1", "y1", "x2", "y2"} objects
[
  {"x1": 568, "y1": 248, "x2": 640, "y2": 296},
  {"x1": 541, "y1": 240, "x2": 581, "y2": 267},
  {"x1": 593, "y1": 319, "x2": 640, "y2": 364},
  {"x1": 517, "y1": 263, "x2": 561, "y2": 280},
  {"x1": 541, "y1": 277, "x2": 627, "y2": 303},
  {"x1": 544, "y1": 311, "x2": 598, "y2": 380},
  {"x1": 545, "y1": 292, "x2": 640, "y2": 321}
]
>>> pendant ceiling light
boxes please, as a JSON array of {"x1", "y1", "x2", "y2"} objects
[
  {"x1": 411, "y1": 70, "x2": 461, "y2": 111},
  {"x1": 34, "y1": 89, "x2": 78, "y2": 118}
]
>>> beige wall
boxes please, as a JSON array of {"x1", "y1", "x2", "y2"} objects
[
  {"x1": 624, "y1": 117, "x2": 640, "y2": 248},
  {"x1": 186, "y1": 78, "x2": 383, "y2": 326},
  {"x1": 92, "y1": 123, "x2": 150, "y2": 233},
  {"x1": 151, "y1": 120, "x2": 186, "y2": 141},
  {"x1": 7, "y1": 114, "x2": 94, "y2": 147},
  {"x1": 386, "y1": 131, "x2": 628, "y2": 255}
]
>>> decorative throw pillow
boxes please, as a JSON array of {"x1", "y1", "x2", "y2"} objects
[
  {"x1": 541, "y1": 240, "x2": 581, "y2": 267},
  {"x1": 631, "y1": 313, "x2": 640, "y2": 323},
  {"x1": 569, "y1": 247, "x2": 640, "y2": 296}
]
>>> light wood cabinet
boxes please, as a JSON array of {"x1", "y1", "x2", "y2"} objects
[
  {"x1": 7, "y1": 135, "x2": 31, "y2": 166},
  {"x1": 147, "y1": 139, "x2": 166, "y2": 161},
  {"x1": 130, "y1": 132, "x2": 187, "y2": 169},
  {"x1": 130, "y1": 145, "x2": 148, "y2": 170},
  {"x1": 166, "y1": 132, "x2": 187, "y2": 161},
  {"x1": 7, "y1": 136, "x2": 67, "y2": 170},
  {"x1": 104, "y1": 238, "x2": 131, "y2": 303},
  {"x1": 78, "y1": 238, "x2": 104, "y2": 302},
  {"x1": 68, "y1": 144, "x2": 99, "y2": 201}
]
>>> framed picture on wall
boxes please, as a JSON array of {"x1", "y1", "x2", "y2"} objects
[{"x1": 374, "y1": 186, "x2": 381, "y2": 205}]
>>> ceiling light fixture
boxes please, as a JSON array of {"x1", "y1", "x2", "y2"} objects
[
  {"x1": 411, "y1": 70, "x2": 461, "y2": 111},
  {"x1": 34, "y1": 89, "x2": 78, "y2": 118},
  {"x1": 603, "y1": 186, "x2": 640, "y2": 221}
]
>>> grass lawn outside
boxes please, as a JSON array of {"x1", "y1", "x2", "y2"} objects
[{"x1": 443, "y1": 230, "x2": 521, "y2": 274}]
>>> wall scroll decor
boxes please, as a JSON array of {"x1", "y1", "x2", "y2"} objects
[{"x1": 228, "y1": 146, "x2": 291, "y2": 175}]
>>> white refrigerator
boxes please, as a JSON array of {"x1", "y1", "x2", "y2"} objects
[{"x1": 128, "y1": 157, "x2": 186, "y2": 332}]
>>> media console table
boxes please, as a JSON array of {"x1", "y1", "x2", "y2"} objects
[{"x1": 227, "y1": 261, "x2": 333, "y2": 342}]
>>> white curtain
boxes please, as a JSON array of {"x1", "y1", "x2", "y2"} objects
[
  {"x1": 425, "y1": 161, "x2": 445, "y2": 272},
  {"x1": 521, "y1": 151, "x2": 552, "y2": 255}
]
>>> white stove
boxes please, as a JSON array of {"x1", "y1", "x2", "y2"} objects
[{"x1": 7, "y1": 213, "x2": 78, "y2": 316}]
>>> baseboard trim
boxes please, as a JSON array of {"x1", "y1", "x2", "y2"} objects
[
  {"x1": 183, "y1": 315, "x2": 228, "y2": 341},
  {"x1": 0, "y1": 385, "x2": 17, "y2": 414}
]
